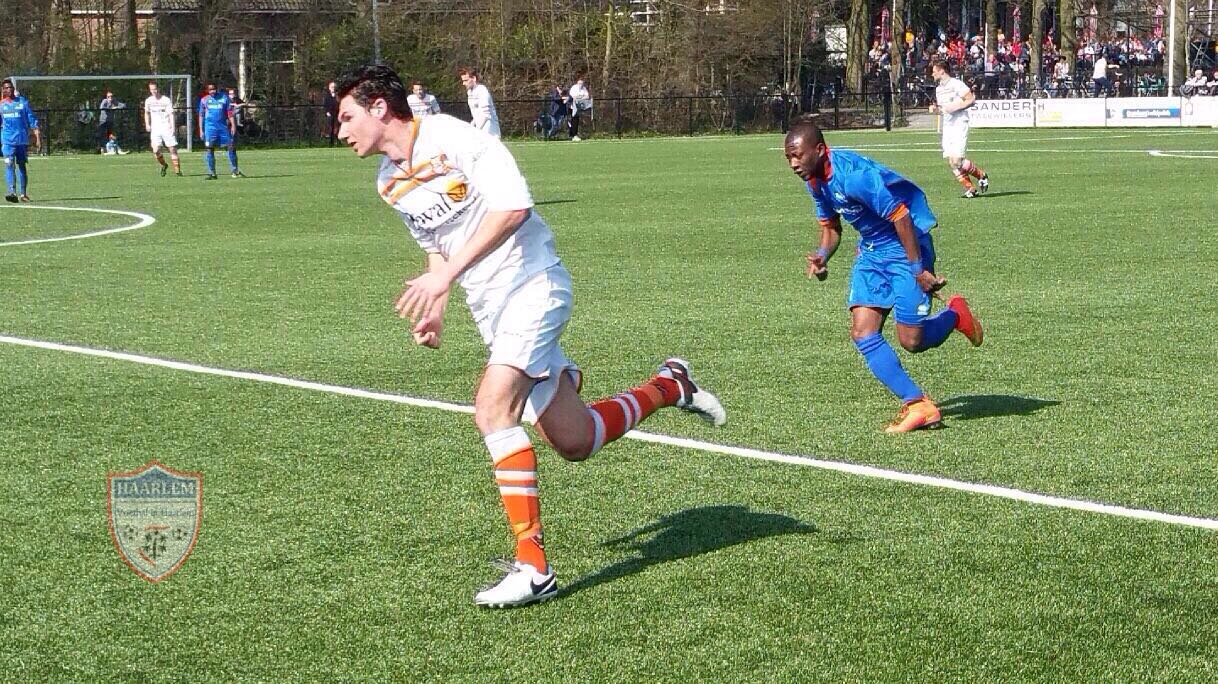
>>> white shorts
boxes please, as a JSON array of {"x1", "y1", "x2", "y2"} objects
[
  {"x1": 481, "y1": 118, "x2": 502, "y2": 139},
  {"x1": 475, "y1": 265, "x2": 580, "y2": 423},
  {"x1": 150, "y1": 130, "x2": 178, "y2": 150},
  {"x1": 941, "y1": 124, "x2": 968, "y2": 159}
]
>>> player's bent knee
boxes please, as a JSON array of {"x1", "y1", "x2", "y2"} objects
[{"x1": 896, "y1": 326, "x2": 924, "y2": 352}]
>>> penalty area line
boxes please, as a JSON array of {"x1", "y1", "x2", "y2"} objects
[{"x1": 1, "y1": 332, "x2": 1216, "y2": 533}]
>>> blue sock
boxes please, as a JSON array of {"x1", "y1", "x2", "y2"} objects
[
  {"x1": 205, "y1": 149, "x2": 216, "y2": 175},
  {"x1": 855, "y1": 332, "x2": 924, "y2": 402},
  {"x1": 16, "y1": 162, "x2": 27, "y2": 194},
  {"x1": 4, "y1": 162, "x2": 13, "y2": 194},
  {"x1": 227, "y1": 147, "x2": 239, "y2": 172},
  {"x1": 912, "y1": 309, "x2": 958, "y2": 352}
]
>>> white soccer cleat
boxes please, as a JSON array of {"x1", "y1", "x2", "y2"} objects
[
  {"x1": 658, "y1": 357, "x2": 727, "y2": 427},
  {"x1": 473, "y1": 559, "x2": 558, "y2": 609},
  {"x1": 978, "y1": 175, "x2": 990, "y2": 194}
]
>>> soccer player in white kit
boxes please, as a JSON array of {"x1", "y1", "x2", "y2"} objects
[
  {"x1": 458, "y1": 67, "x2": 501, "y2": 138},
  {"x1": 334, "y1": 65, "x2": 725, "y2": 608},
  {"x1": 144, "y1": 82, "x2": 182, "y2": 177},
  {"x1": 929, "y1": 61, "x2": 988, "y2": 198},
  {"x1": 407, "y1": 81, "x2": 441, "y2": 118}
]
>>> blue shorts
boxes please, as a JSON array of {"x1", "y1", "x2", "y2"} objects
[
  {"x1": 2, "y1": 144, "x2": 28, "y2": 162},
  {"x1": 203, "y1": 128, "x2": 233, "y2": 147},
  {"x1": 847, "y1": 233, "x2": 937, "y2": 325}
]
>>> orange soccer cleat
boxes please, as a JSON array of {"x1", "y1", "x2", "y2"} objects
[
  {"x1": 946, "y1": 294, "x2": 984, "y2": 347},
  {"x1": 885, "y1": 397, "x2": 942, "y2": 433}
]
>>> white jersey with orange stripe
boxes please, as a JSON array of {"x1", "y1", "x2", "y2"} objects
[{"x1": 376, "y1": 113, "x2": 561, "y2": 322}]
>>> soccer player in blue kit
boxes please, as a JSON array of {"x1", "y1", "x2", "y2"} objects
[
  {"x1": 784, "y1": 118, "x2": 984, "y2": 433},
  {"x1": 197, "y1": 83, "x2": 243, "y2": 179},
  {"x1": 1, "y1": 79, "x2": 41, "y2": 202}
]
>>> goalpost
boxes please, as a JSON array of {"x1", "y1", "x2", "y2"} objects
[{"x1": 7, "y1": 74, "x2": 194, "y2": 153}]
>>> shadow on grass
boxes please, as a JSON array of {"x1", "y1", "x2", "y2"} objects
[
  {"x1": 535, "y1": 199, "x2": 577, "y2": 207},
  {"x1": 561, "y1": 505, "x2": 817, "y2": 599},
  {"x1": 974, "y1": 190, "x2": 1033, "y2": 199},
  {"x1": 939, "y1": 394, "x2": 1061, "y2": 420}
]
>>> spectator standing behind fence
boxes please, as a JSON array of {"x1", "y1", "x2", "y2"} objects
[
  {"x1": 227, "y1": 88, "x2": 247, "y2": 133},
  {"x1": 460, "y1": 68, "x2": 500, "y2": 138},
  {"x1": 96, "y1": 90, "x2": 125, "y2": 154},
  {"x1": 544, "y1": 85, "x2": 568, "y2": 139},
  {"x1": 1092, "y1": 54, "x2": 1109, "y2": 97},
  {"x1": 408, "y1": 82, "x2": 441, "y2": 118},
  {"x1": 568, "y1": 78, "x2": 591, "y2": 141},
  {"x1": 323, "y1": 81, "x2": 339, "y2": 145}
]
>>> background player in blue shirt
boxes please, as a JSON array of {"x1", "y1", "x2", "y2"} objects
[
  {"x1": 784, "y1": 118, "x2": 984, "y2": 432},
  {"x1": 1, "y1": 79, "x2": 42, "y2": 202},
  {"x1": 197, "y1": 83, "x2": 243, "y2": 179}
]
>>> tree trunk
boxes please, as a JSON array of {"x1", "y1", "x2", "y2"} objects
[
  {"x1": 1058, "y1": 0, "x2": 1076, "y2": 61},
  {"x1": 1030, "y1": 0, "x2": 1045, "y2": 79},
  {"x1": 985, "y1": 0, "x2": 998, "y2": 58},
  {"x1": 1168, "y1": 0, "x2": 1188, "y2": 88},
  {"x1": 891, "y1": 0, "x2": 905, "y2": 94},
  {"x1": 114, "y1": 0, "x2": 138, "y2": 50},
  {"x1": 845, "y1": 0, "x2": 869, "y2": 93},
  {"x1": 601, "y1": 10, "x2": 613, "y2": 92}
]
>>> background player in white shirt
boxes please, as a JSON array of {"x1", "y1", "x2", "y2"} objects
[
  {"x1": 334, "y1": 64, "x2": 725, "y2": 609},
  {"x1": 143, "y1": 81, "x2": 181, "y2": 177},
  {"x1": 458, "y1": 67, "x2": 501, "y2": 138},
  {"x1": 930, "y1": 60, "x2": 989, "y2": 198},
  {"x1": 407, "y1": 81, "x2": 441, "y2": 117}
]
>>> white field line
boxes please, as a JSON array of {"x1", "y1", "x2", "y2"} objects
[
  {"x1": 1, "y1": 333, "x2": 1216, "y2": 532},
  {"x1": 0, "y1": 205, "x2": 155, "y2": 246},
  {"x1": 1148, "y1": 149, "x2": 1218, "y2": 159}
]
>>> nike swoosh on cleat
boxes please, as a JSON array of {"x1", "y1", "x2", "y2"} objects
[{"x1": 530, "y1": 576, "x2": 556, "y2": 595}]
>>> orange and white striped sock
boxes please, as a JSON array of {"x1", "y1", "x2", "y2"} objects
[
  {"x1": 485, "y1": 427, "x2": 546, "y2": 571},
  {"x1": 961, "y1": 159, "x2": 986, "y2": 179},
  {"x1": 585, "y1": 376, "x2": 681, "y2": 455},
  {"x1": 953, "y1": 167, "x2": 975, "y2": 191}
]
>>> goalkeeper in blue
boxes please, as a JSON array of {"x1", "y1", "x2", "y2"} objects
[
  {"x1": 197, "y1": 83, "x2": 243, "y2": 179},
  {"x1": 784, "y1": 118, "x2": 984, "y2": 433},
  {"x1": 1, "y1": 79, "x2": 41, "y2": 202}
]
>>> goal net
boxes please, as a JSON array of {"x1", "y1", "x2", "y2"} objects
[{"x1": 6, "y1": 74, "x2": 194, "y2": 154}]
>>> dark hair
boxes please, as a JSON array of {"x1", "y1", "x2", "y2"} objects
[
  {"x1": 458, "y1": 67, "x2": 478, "y2": 79},
  {"x1": 786, "y1": 115, "x2": 825, "y2": 146},
  {"x1": 932, "y1": 60, "x2": 953, "y2": 76},
  {"x1": 410, "y1": 81, "x2": 423, "y2": 88},
  {"x1": 1, "y1": 79, "x2": 12, "y2": 88},
  {"x1": 335, "y1": 64, "x2": 413, "y2": 121}
]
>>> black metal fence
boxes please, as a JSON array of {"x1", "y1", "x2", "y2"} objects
[{"x1": 30, "y1": 91, "x2": 907, "y2": 153}]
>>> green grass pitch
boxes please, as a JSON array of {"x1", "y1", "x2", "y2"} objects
[{"x1": 1, "y1": 128, "x2": 1216, "y2": 681}]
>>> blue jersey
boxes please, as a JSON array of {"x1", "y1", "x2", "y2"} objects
[
  {"x1": 806, "y1": 149, "x2": 936, "y2": 255},
  {"x1": 198, "y1": 93, "x2": 231, "y2": 133},
  {"x1": 0, "y1": 96, "x2": 39, "y2": 146}
]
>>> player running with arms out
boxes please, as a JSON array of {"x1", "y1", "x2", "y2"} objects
[
  {"x1": 334, "y1": 65, "x2": 725, "y2": 608},
  {"x1": 145, "y1": 82, "x2": 182, "y2": 177},
  {"x1": 1, "y1": 79, "x2": 41, "y2": 203},
  {"x1": 784, "y1": 118, "x2": 984, "y2": 433},
  {"x1": 929, "y1": 60, "x2": 989, "y2": 198},
  {"x1": 197, "y1": 83, "x2": 243, "y2": 179}
]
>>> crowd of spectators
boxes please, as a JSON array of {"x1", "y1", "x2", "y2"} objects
[{"x1": 865, "y1": 28, "x2": 1215, "y2": 100}]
